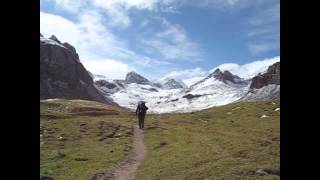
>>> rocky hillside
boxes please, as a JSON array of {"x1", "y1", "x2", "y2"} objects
[
  {"x1": 40, "y1": 34, "x2": 113, "y2": 104},
  {"x1": 240, "y1": 62, "x2": 280, "y2": 101},
  {"x1": 250, "y1": 62, "x2": 280, "y2": 89}
]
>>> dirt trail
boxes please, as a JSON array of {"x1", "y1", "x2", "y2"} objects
[{"x1": 111, "y1": 125, "x2": 147, "y2": 180}]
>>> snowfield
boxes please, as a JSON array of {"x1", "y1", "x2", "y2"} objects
[
  {"x1": 94, "y1": 60, "x2": 279, "y2": 113},
  {"x1": 239, "y1": 84, "x2": 280, "y2": 102},
  {"x1": 108, "y1": 77, "x2": 250, "y2": 113}
]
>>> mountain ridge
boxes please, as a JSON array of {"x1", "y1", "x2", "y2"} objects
[{"x1": 94, "y1": 62, "x2": 279, "y2": 113}]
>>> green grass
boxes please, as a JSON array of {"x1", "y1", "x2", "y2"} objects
[
  {"x1": 137, "y1": 100, "x2": 280, "y2": 180},
  {"x1": 40, "y1": 99, "x2": 280, "y2": 180},
  {"x1": 40, "y1": 99, "x2": 135, "y2": 180}
]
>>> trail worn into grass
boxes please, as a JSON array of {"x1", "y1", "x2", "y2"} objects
[{"x1": 108, "y1": 125, "x2": 147, "y2": 180}]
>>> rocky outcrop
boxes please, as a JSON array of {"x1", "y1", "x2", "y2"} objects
[
  {"x1": 183, "y1": 94, "x2": 202, "y2": 99},
  {"x1": 240, "y1": 62, "x2": 280, "y2": 102},
  {"x1": 211, "y1": 69, "x2": 234, "y2": 82},
  {"x1": 209, "y1": 69, "x2": 247, "y2": 84},
  {"x1": 94, "y1": 79, "x2": 127, "y2": 95},
  {"x1": 40, "y1": 34, "x2": 113, "y2": 104},
  {"x1": 49, "y1": 35, "x2": 62, "y2": 44},
  {"x1": 250, "y1": 62, "x2": 280, "y2": 89}
]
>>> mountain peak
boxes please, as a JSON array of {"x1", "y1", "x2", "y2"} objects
[
  {"x1": 126, "y1": 71, "x2": 138, "y2": 75},
  {"x1": 40, "y1": 34, "x2": 66, "y2": 49},
  {"x1": 213, "y1": 68, "x2": 222, "y2": 74},
  {"x1": 162, "y1": 78, "x2": 186, "y2": 89},
  {"x1": 125, "y1": 71, "x2": 151, "y2": 85},
  {"x1": 49, "y1": 35, "x2": 62, "y2": 44},
  {"x1": 200, "y1": 68, "x2": 244, "y2": 85}
]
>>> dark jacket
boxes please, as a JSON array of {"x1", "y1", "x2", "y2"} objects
[{"x1": 136, "y1": 103, "x2": 148, "y2": 116}]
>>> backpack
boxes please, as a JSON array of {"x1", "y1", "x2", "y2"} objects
[{"x1": 138, "y1": 103, "x2": 147, "y2": 113}]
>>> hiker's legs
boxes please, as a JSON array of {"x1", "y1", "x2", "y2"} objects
[
  {"x1": 138, "y1": 115, "x2": 143, "y2": 129},
  {"x1": 138, "y1": 118, "x2": 141, "y2": 129},
  {"x1": 141, "y1": 115, "x2": 145, "y2": 128}
]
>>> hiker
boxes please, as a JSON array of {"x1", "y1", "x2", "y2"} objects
[{"x1": 136, "y1": 101, "x2": 148, "y2": 129}]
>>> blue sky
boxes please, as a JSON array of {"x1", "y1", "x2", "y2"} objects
[{"x1": 40, "y1": 0, "x2": 279, "y2": 85}]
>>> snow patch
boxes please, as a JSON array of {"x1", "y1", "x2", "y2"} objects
[
  {"x1": 109, "y1": 74, "x2": 250, "y2": 113},
  {"x1": 240, "y1": 84, "x2": 280, "y2": 101},
  {"x1": 40, "y1": 36, "x2": 66, "y2": 48},
  {"x1": 232, "y1": 107, "x2": 241, "y2": 111},
  {"x1": 260, "y1": 114, "x2": 268, "y2": 118}
]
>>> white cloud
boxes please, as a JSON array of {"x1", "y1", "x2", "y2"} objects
[
  {"x1": 248, "y1": 42, "x2": 279, "y2": 54},
  {"x1": 160, "y1": 67, "x2": 206, "y2": 80},
  {"x1": 40, "y1": 12, "x2": 81, "y2": 46},
  {"x1": 44, "y1": 0, "x2": 177, "y2": 21},
  {"x1": 40, "y1": 11, "x2": 173, "y2": 77},
  {"x1": 41, "y1": 11, "x2": 141, "y2": 61},
  {"x1": 247, "y1": 2, "x2": 279, "y2": 54},
  {"x1": 106, "y1": 8, "x2": 131, "y2": 28},
  {"x1": 92, "y1": 0, "x2": 155, "y2": 28},
  {"x1": 41, "y1": 0, "x2": 88, "y2": 13},
  {"x1": 247, "y1": 25, "x2": 278, "y2": 38},
  {"x1": 93, "y1": 0, "x2": 158, "y2": 11},
  {"x1": 159, "y1": 56, "x2": 280, "y2": 86},
  {"x1": 92, "y1": 0, "x2": 178, "y2": 28},
  {"x1": 210, "y1": 56, "x2": 280, "y2": 79},
  {"x1": 142, "y1": 18, "x2": 203, "y2": 61},
  {"x1": 75, "y1": 11, "x2": 131, "y2": 59},
  {"x1": 45, "y1": 0, "x2": 277, "y2": 29},
  {"x1": 177, "y1": 0, "x2": 267, "y2": 10},
  {"x1": 41, "y1": 0, "x2": 280, "y2": 80},
  {"x1": 92, "y1": 0, "x2": 177, "y2": 12},
  {"x1": 53, "y1": 0, "x2": 87, "y2": 13},
  {"x1": 82, "y1": 59, "x2": 135, "y2": 79},
  {"x1": 248, "y1": 3, "x2": 279, "y2": 26}
]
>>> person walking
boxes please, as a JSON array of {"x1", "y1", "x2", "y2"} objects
[{"x1": 136, "y1": 101, "x2": 148, "y2": 129}]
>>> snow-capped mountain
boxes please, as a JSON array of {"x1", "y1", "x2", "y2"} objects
[
  {"x1": 88, "y1": 59, "x2": 280, "y2": 113},
  {"x1": 162, "y1": 78, "x2": 187, "y2": 89},
  {"x1": 92, "y1": 61, "x2": 279, "y2": 113},
  {"x1": 94, "y1": 70, "x2": 252, "y2": 113},
  {"x1": 125, "y1": 71, "x2": 152, "y2": 85},
  {"x1": 191, "y1": 69, "x2": 249, "y2": 88},
  {"x1": 211, "y1": 56, "x2": 280, "y2": 80},
  {"x1": 152, "y1": 70, "x2": 251, "y2": 113},
  {"x1": 94, "y1": 72, "x2": 187, "y2": 111}
]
